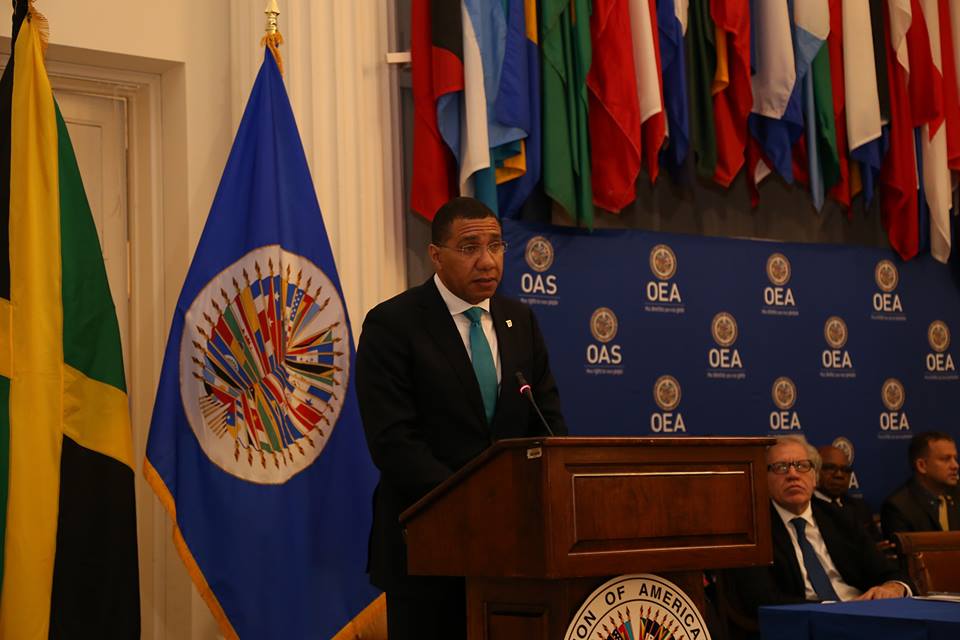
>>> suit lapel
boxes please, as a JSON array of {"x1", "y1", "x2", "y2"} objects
[
  {"x1": 770, "y1": 504, "x2": 806, "y2": 596},
  {"x1": 418, "y1": 279, "x2": 488, "y2": 432},
  {"x1": 489, "y1": 297, "x2": 516, "y2": 433}
]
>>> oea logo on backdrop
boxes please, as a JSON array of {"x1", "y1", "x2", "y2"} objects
[
  {"x1": 832, "y1": 436, "x2": 860, "y2": 491},
  {"x1": 769, "y1": 377, "x2": 801, "y2": 431},
  {"x1": 651, "y1": 375, "x2": 685, "y2": 432},
  {"x1": 585, "y1": 307, "x2": 624, "y2": 375},
  {"x1": 707, "y1": 312, "x2": 745, "y2": 379},
  {"x1": 821, "y1": 316, "x2": 856, "y2": 378},
  {"x1": 563, "y1": 574, "x2": 709, "y2": 640},
  {"x1": 762, "y1": 253, "x2": 798, "y2": 316},
  {"x1": 645, "y1": 244, "x2": 685, "y2": 314},
  {"x1": 879, "y1": 378, "x2": 911, "y2": 438},
  {"x1": 871, "y1": 259, "x2": 906, "y2": 321},
  {"x1": 925, "y1": 320, "x2": 958, "y2": 380},
  {"x1": 519, "y1": 236, "x2": 559, "y2": 306}
]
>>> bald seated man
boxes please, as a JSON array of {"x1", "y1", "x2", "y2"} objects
[
  {"x1": 728, "y1": 436, "x2": 911, "y2": 616},
  {"x1": 814, "y1": 445, "x2": 885, "y2": 546}
]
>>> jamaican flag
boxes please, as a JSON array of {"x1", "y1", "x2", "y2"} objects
[{"x1": 0, "y1": 4, "x2": 139, "y2": 637}]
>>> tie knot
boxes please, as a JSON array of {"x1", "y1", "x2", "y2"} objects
[
  {"x1": 464, "y1": 307, "x2": 484, "y2": 325},
  {"x1": 791, "y1": 517, "x2": 807, "y2": 535}
]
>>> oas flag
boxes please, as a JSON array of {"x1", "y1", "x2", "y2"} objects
[
  {"x1": 0, "y1": 3, "x2": 140, "y2": 638},
  {"x1": 144, "y1": 44, "x2": 379, "y2": 638}
]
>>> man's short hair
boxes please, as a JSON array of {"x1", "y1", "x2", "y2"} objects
[
  {"x1": 769, "y1": 435, "x2": 822, "y2": 472},
  {"x1": 908, "y1": 431, "x2": 956, "y2": 468},
  {"x1": 431, "y1": 197, "x2": 500, "y2": 245}
]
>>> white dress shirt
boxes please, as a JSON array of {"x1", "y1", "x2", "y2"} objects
[
  {"x1": 772, "y1": 501, "x2": 863, "y2": 601},
  {"x1": 434, "y1": 273, "x2": 502, "y2": 386}
]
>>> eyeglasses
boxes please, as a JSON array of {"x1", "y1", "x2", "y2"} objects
[
  {"x1": 437, "y1": 241, "x2": 508, "y2": 258},
  {"x1": 767, "y1": 460, "x2": 815, "y2": 474},
  {"x1": 821, "y1": 463, "x2": 853, "y2": 473}
]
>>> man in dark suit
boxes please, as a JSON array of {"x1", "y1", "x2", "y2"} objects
[
  {"x1": 814, "y1": 445, "x2": 885, "y2": 545},
  {"x1": 729, "y1": 436, "x2": 910, "y2": 617},
  {"x1": 356, "y1": 197, "x2": 567, "y2": 640},
  {"x1": 882, "y1": 431, "x2": 960, "y2": 537}
]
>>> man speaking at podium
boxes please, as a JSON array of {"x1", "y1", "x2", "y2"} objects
[{"x1": 356, "y1": 197, "x2": 567, "y2": 639}]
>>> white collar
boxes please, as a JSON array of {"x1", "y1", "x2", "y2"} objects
[
  {"x1": 773, "y1": 499, "x2": 814, "y2": 530},
  {"x1": 434, "y1": 273, "x2": 491, "y2": 316}
]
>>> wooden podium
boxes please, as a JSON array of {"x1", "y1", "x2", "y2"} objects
[{"x1": 400, "y1": 436, "x2": 774, "y2": 639}]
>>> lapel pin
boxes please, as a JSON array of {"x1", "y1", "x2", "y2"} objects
[{"x1": 506, "y1": 319, "x2": 513, "y2": 328}]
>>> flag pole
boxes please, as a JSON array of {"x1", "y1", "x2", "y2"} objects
[{"x1": 261, "y1": 0, "x2": 284, "y2": 75}]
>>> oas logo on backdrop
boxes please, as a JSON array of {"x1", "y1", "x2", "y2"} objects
[
  {"x1": 708, "y1": 312, "x2": 745, "y2": 379},
  {"x1": 769, "y1": 377, "x2": 801, "y2": 432},
  {"x1": 831, "y1": 436, "x2": 861, "y2": 492},
  {"x1": 651, "y1": 375, "x2": 685, "y2": 433},
  {"x1": 871, "y1": 259, "x2": 905, "y2": 321},
  {"x1": 879, "y1": 378, "x2": 911, "y2": 438},
  {"x1": 563, "y1": 574, "x2": 709, "y2": 640},
  {"x1": 821, "y1": 316, "x2": 855, "y2": 378},
  {"x1": 925, "y1": 320, "x2": 958, "y2": 380},
  {"x1": 645, "y1": 244, "x2": 685, "y2": 314},
  {"x1": 519, "y1": 236, "x2": 559, "y2": 306},
  {"x1": 585, "y1": 307, "x2": 623, "y2": 375},
  {"x1": 762, "y1": 252, "x2": 798, "y2": 316}
]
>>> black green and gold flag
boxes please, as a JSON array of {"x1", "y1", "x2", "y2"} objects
[{"x1": 0, "y1": 4, "x2": 139, "y2": 636}]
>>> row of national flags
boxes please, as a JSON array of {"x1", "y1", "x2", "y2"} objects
[
  {"x1": 411, "y1": 0, "x2": 960, "y2": 263},
  {"x1": 2, "y1": 2, "x2": 380, "y2": 639}
]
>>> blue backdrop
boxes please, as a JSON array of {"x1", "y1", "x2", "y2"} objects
[{"x1": 501, "y1": 219, "x2": 960, "y2": 512}]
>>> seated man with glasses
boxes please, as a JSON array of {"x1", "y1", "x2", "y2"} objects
[
  {"x1": 814, "y1": 445, "x2": 886, "y2": 546},
  {"x1": 727, "y1": 436, "x2": 910, "y2": 618}
]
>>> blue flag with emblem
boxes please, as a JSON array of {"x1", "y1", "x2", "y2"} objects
[{"x1": 144, "y1": 47, "x2": 379, "y2": 639}]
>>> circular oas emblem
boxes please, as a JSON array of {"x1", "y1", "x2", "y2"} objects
[
  {"x1": 881, "y1": 378, "x2": 905, "y2": 412},
  {"x1": 824, "y1": 316, "x2": 848, "y2": 349},
  {"x1": 766, "y1": 252, "x2": 791, "y2": 286},
  {"x1": 928, "y1": 320, "x2": 951, "y2": 353},
  {"x1": 711, "y1": 312, "x2": 738, "y2": 347},
  {"x1": 590, "y1": 307, "x2": 619, "y2": 343},
  {"x1": 832, "y1": 436, "x2": 855, "y2": 464},
  {"x1": 771, "y1": 377, "x2": 797, "y2": 411},
  {"x1": 524, "y1": 235, "x2": 555, "y2": 273},
  {"x1": 649, "y1": 244, "x2": 677, "y2": 280},
  {"x1": 875, "y1": 259, "x2": 899, "y2": 292},
  {"x1": 654, "y1": 375, "x2": 681, "y2": 412},
  {"x1": 564, "y1": 574, "x2": 710, "y2": 640},
  {"x1": 179, "y1": 245, "x2": 349, "y2": 484}
]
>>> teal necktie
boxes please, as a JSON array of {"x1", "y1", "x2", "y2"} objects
[{"x1": 464, "y1": 307, "x2": 497, "y2": 423}]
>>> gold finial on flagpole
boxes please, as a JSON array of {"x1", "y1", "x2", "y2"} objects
[
  {"x1": 265, "y1": 0, "x2": 280, "y2": 35},
  {"x1": 261, "y1": 0, "x2": 284, "y2": 75}
]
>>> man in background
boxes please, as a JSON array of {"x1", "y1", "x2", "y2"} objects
[
  {"x1": 882, "y1": 431, "x2": 959, "y2": 536},
  {"x1": 356, "y1": 197, "x2": 567, "y2": 639},
  {"x1": 729, "y1": 436, "x2": 910, "y2": 615},
  {"x1": 815, "y1": 445, "x2": 886, "y2": 546}
]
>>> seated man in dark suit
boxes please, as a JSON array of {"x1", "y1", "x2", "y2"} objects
[
  {"x1": 814, "y1": 445, "x2": 885, "y2": 545},
  {"x1": 882, "y1": 431, "x2": 959, "y2": 536},
  {"x1": 729, "y1": 435, "x2": 910, "y2": 616},
  {"x1": 355, "y1": 197, "x2": 567, "y2": 640}
]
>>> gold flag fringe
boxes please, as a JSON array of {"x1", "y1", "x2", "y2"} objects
[
  {"x1": 261, "y1": 31, "x2": 285, "y2": 76},
  {"x1": 27, "y1": 0, "x2": 49, "y2": 54}
]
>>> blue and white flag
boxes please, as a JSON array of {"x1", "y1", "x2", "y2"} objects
[{"x1": 144, "y1": 49, "x2": 379, "y2": 639}]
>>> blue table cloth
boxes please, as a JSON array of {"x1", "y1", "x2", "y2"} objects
[{"x1": 759, "y1": 599, "x2": 960, "y2": 640}]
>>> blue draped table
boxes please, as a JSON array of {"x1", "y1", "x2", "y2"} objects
[{"x1": 759, "y1": 599, "x2": 960, "y2": 640}]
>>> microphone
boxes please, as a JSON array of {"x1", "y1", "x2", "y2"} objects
[{"x1": 515, "y1": 371, "x2": 555, "y2": 437}]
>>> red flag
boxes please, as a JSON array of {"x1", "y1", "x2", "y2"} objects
[
  {"x1": 937, "y1": 0, "x2": 960, "y2": 170},
  {"x1": 710, "y1": 0, "x2": 752, "y2": 187},
  {"x1": 880, "y1": 1, "x2": 919, "y2": 260},
  {"x1": 588, "y1": 0, "x2": 643, "y2": 212},
  {"x1": 410, "y1": 0, "x2": 459, "y2": 220},
  {"x1": 639, "y1": 0, "x2": 666, "y2": 183},
  {"x1": 826, "y1": 0, "x2": 852, "y2": 210}
]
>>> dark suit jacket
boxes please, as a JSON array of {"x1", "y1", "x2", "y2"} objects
[
  {"x1": 881, "y1": 478, "x2": 960, "y2": 536},
  {"x1": 355, "y1": 277, "x2": 567, "y2": 591},
  {"x1": 728, "y1": 501, "x2": 909, "y2": 614},
  {"x1": 814, "y1": 492, "x2": 882, "y2": 542}
]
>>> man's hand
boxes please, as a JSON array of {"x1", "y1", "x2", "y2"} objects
[{"x1": 856, "y1": 581, "x2": 908, "y2": 600}]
